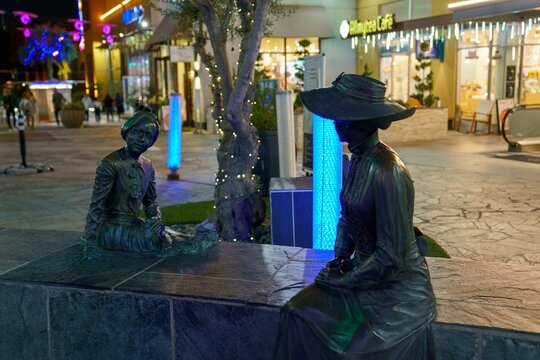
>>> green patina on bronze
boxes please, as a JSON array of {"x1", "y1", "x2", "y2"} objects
[
  {"x1": 81, "y1": 107, "x2": 216, "y2": 260},
  {"x1": 274, "y1": 74, "x2": 437, "y2": 359}
]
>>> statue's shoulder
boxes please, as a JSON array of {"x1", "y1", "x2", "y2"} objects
[
  {"x1": 102, "y1": 149, "x2": 124, "y2": 163},
  {"x1": 370, "y1": 143, "x2": 411, "y2": 179},
  {"x1": 138, "y1": 155, "x2": 153, "y2": 167}
]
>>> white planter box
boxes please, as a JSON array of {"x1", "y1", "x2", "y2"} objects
[{"x1": 379, "y1": 108, "x2": 448, "y2": 144}]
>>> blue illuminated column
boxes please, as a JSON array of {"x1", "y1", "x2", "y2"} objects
[
  {"x1": 312, "y1": 114, "x2": 342, "y2": 250},
  {"x1": 167, "y1": 93, "x2": 182, "y2": 180}
]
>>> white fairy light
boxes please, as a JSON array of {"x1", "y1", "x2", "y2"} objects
[{"x1": 511, "y1": 23, "x2": 515, "y2": 39}]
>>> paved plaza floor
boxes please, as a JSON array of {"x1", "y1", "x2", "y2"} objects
[{"x1": 0, "y1": 123, "x2": 538, "y2": 266}]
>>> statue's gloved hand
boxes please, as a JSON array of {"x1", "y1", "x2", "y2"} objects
[
  {"x1": 326, "y1": 256, "x2": 347, "y2": 270},
  {"x1": 315, "y1": 267, "x2": 352, "y2": 288},
  {"x1": 79, "y1": 236, "x2": 102, "y2": 261}
]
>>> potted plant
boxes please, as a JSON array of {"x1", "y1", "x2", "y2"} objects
[
  {"x1": 60, "y1": 102, "x2": 85, "y2": 128},
  {"x1": 410, "y1": 41, "x2": 439, "y2": 108}
]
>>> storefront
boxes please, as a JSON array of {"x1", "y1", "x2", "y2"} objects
[{"x1": 348, "y1": 0, "x2": 540, "y2": 131}]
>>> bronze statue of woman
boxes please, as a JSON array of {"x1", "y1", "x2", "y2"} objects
[
  {"x1": 81, "y1": 105, "x2": 216, "y2": 259},
  {"x1": 273, "y1": 74, "x2": 437, "y2": 359}
]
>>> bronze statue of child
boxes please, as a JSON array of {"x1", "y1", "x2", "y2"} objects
[
  {"x1": 81, "y1": 105, "x2": 215, "y2": 259},
  {"x1": 273, "y1": 74, "x2": 437, "y2": 359}
]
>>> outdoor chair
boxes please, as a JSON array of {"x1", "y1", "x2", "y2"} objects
[{"x1": 457, "y1": 100, "x2": 495, "y2": 134}]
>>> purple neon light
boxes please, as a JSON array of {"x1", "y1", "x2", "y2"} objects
[
  {"x1": 102, "y1": 24, "x2": 111, "y2": 35},
  {"x1": 106, "y1": 35, "x2": 114, "y2": 44},
  {"x1": 20, "y1": 14, "x2": 31, "y2": 25},
  {"x1": 23, "y1": 28, "x2": 31, "y2": 38},
  {"x1": 72, "y1": 32, "x2": 81, "y2": 42}
]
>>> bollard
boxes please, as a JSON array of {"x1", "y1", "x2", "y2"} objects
[
  {"x1": 16, "y1": 110, "x2": 27, "y2": 168},
  {"x1": 167, "y1": 93, "x2": 182, "y2": 180},
  {"x1": 276, "y1": 90, "x2": 296, "y2": 178}
]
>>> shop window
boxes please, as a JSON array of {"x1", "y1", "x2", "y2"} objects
[
  {"x1": 521, "y1": 45, "x2": 540, "y2": 105},
  {"x1": 258, "y1": 37, "x2": 320, "y2": 91},
  {"x1": 457, "y1": 47, "x2": 490, "y2": 112},
  {"x1": 380, "y1": 53, "x2": 416, "y2": 102}
]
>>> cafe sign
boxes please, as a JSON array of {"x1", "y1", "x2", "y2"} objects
[{"x1": 340, "y1": 13, "x2": 394, "y2": 39}]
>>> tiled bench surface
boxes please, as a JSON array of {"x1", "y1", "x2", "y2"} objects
[{"x1": 0, "y1": 228, "x2": 539, "y2": 360}]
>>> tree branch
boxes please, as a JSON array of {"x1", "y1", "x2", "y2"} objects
[
  {"x1": 196, "y1": 0, "x2": 234, "y2": 104},
  {"x1": 226, "y1": 0, "x2": 271, "y2": 131}
]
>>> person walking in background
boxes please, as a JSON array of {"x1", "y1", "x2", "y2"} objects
[
  {"x1": 2, "y1": 87, "x2": 16, "y2": 131},
  {"x1": 52, "y1": 89, "x2": 66, "y2": 126},
  {"x1": 81, "y1": 93, "x2": 93, "y2": 121},
  {"x1": 115, "y1": 92, "x2": 125, "y2": 118},
  {"x1": 93, "y1": 97, "x2": 102, "y2": 123},
  {"x1": 103, "y1": 94, "x2": 114, "y2": 122},
  {"x1": 28, "y1": 91, "x2": 38, "y2": 130},
  {"x1": 20, "y1": 90, "x2": 37, "y2": 130}
]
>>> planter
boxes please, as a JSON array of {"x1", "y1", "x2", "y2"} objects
[
  {"x1": 253, "y1": 131, "x2": 280, "y2": 195},
  {"x1": 60, "y1": 109, "x2": 85, "y2": 128},
  {"x1": 379, "y1": 108, "x2": 448, "y2": 144}
]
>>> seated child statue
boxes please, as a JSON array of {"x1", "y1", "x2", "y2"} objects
[
  {"x1": 273, "y1": 74, "x2": 437, "y2": 359},
  {"x1": 81, "y1": 105, "x2": 215, "y2": 259}
]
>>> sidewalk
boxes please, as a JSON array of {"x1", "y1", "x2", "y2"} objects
[{"x1": 0, "y1": 125, "x2": 538, "y2": 265}]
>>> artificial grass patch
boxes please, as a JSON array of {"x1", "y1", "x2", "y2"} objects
[
  {"x1": 159, "y1": 199, "x2": 450, "y2": 258},
  {"x1": 160, "y1": 200, "x2": 215, "y2": 225}
]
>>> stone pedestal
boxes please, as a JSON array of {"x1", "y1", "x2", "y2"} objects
[{"x1": 0, "y1": 228, "x2": 539, "y2": 359}]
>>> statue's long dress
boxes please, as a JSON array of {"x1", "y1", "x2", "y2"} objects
[
  {"x1": 84, "y1": 147, "x2": 215, "y2": 254},
  {"x1": 274, "y1": 133, "x2": 437, "y2": 359}
]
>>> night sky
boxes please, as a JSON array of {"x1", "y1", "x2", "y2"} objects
[{"x1": 0, "y1": 0, "x2": 79, "y2": 26}]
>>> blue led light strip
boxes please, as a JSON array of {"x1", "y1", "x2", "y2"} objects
[
  {"x1": 312, "y1": 114, "x2": 342, "y2": 250},
  {"x1": 168, "y1": 94, "x2": 182, "y2": 170}
]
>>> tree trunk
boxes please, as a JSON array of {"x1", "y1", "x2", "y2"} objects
[{"x1": 213, "y1": 111, "x2": 266, "y2": 242}]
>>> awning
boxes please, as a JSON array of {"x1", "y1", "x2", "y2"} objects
[
  {"x1": 269, "y1": 6, "x2": 335, "y2": 38},
  {"x1": 145, "y1": 16, "x2": 178, "y2": 51},
  {"x1": 450, "y1": 0, "x2": 540, "y2": 22}
]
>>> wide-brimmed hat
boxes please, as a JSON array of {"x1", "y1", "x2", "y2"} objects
[{"x1": 300, "y1": 73, "x2": 416, "y2": 124}]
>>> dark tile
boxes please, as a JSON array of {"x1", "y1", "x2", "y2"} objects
[
  {"x1": 270, "y1": 191, "x2": 294, "y2": 246},
  {"x1": 147, "y1": 242, "x2": 301, "y2": 283},
  {"x1": 174, "y1": 299, "x2": 280, "y2": 360},
  {"x1": 118, "y1": 271, "x2": 263, "y2": 302},
  {"x1": 248, "y1": 261, "x2": 324, "y2": 307},
  {"x1": 293, "y1": 191, "x2": 313, "y2": 248},
  {"x1": 0, "y1": 260, "x2": 26, "y2": 274},
  {"x1": 432, "y1": 323, "x2": 480, "y2": 360},
  {"x1": 291, "y1": 248, "x2": 334, "y2": 263},
  {"x1": 0, "y1": 228, "x2": 80, "y2": 262},
  {"x1": 0, "y1": 282, "x2": 48, "y2": 360},
  {"x1": 0, "y1": 244, "x2": 163, "y2": 290},
  {"x1": 49, "y1": 287, "x2": 171, "y2": 360},
  {"x1": 482, "y1": 333, "x2": 540, "y2": 360}
]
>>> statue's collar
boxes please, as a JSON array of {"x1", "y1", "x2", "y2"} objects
[
  {"x1": 121, "y1": 146, "x2": 143, "y2": 164},
  {"x1": 348, "y1": 131, "x2": 379, "y2": 155}
]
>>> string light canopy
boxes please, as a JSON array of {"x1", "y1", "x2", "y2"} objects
[{"x1": 348, "y1": 16, "x2": 540, "y2": 54}]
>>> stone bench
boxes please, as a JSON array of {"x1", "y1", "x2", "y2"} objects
[{"x1": 0, "y1": 228, "x2": 538, "y2": 359}]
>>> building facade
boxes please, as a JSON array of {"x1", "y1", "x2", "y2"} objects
[{"x1": 349, "y1": 0, "x2": 540, "y2": 128}]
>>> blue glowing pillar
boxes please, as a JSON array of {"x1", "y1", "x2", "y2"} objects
[
  {"x1": 167, "y1": 93, "x2": 182, "y2": 180},
  {"x1": 312, "y1": 114, "x2": 342, "y2": 250}
]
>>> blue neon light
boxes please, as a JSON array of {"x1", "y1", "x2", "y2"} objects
[
  {"x1": 168, "y1": 94, "x2": 182, "y2": 170},
  {"x1": 312, "y1": 114, "x2": 342, "y2": 250}
]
